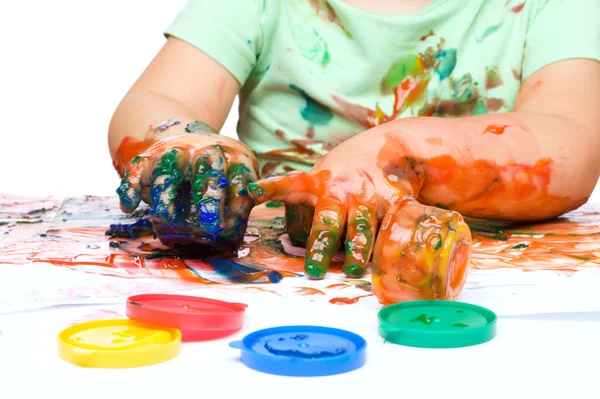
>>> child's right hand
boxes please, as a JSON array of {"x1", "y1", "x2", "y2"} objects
[{"x1": 116, "y1": 131, "x2": 258, "y2": 252}]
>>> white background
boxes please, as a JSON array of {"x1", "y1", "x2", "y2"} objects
[{"x1": 1, "y1": 0, "x2": 599, "y2": 201}]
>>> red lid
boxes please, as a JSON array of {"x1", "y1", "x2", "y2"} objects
[{"x1": 126, "y1": 294, "x2": 248, "y2": 342}]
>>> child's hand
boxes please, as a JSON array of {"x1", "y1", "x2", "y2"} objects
[
  {"x1": 246, "y1": 133, "x2": 472, "y2": 302},
  {"x1": 117, "y1": 132, "x2": 258, "y2": 252}
]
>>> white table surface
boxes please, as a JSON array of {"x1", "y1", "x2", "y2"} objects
[
  {"x1": 1, "y1": 198, "x2": 599, "y2": 399},
  {"x1": 1, "y1": 279, "x2": 599, "y2": 399}
]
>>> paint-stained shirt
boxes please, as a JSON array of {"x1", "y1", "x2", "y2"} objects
[{"x1": 165, "y1": 0, "x2": 600, "y2": 178}]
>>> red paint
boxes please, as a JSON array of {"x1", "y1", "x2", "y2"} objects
[
  {"x1": 510, "y1": 2, "x2": 525, "y2": 13},
  {"x1": 329, "y1": 295, "x2": 372, "y2": 305},
  {"x1": 482, "y1": 124, "x2": 507, "y2": 135},
  {"x1": 420, "y1": 29, "x2": 435, "y2": 41},
  {"x1": 295, "y1": 287, "x2": 325, "y2": 295}
]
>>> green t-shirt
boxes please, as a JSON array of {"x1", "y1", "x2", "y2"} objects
[{"x1": 165, "y1": 0, "x2": 600, "y2": 178}]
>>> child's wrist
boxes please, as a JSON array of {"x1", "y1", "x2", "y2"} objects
[{"x1": 146, "y1": 119, "x2": 218, "y2": 141}]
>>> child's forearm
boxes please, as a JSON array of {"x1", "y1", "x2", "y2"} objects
[
  {"x1": 364, "y1": 112, "x2": 599, "y2": 221},
  {"x1": 108, "y1": 91, "x2": 211, "y2": 176}
]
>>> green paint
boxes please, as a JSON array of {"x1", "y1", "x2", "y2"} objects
[
  {"x1": 128, "y1": 301, "x2": 142, "y2": 307},
  {"x1": 452, "y1": 323, "x2": 468, "y2": 327},
  {"x1": 292, "y1": 24, "x2": 331, "y2": 67},
  {"x1": 265, "y1": 201, "x2": 284, "y2": 208},
  {"x1": 247, "y1": 183, "x2": 264, "y2": 198},
  {"x1": 381, "y1": 54, "x2": 419, "y2": 94},
  {"x1": 253, "y1": 64, "x2": 271, "y2": 77},
  {"x1": 511, "y1": 243, "x2": 528, "y2": 249},
  {"x1": 410, "y1": 314, "x2": 438, "y2": 325},
  {"x1": 305, "y1": 230, "x2": 340, "y2": 279},
  {"x1": 434, "y1": 239, "x2": 442, "y2": 250},
  {"x1": 342, "y1": 262, "x2": 367, "y2": 278},
  {"x1": 289, "y1": 84, "x2": 333, "y2": 126},
  {"x1": 150, "y1": 149, "x2": 185, "y2": 222}
]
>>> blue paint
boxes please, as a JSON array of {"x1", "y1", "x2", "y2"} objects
[
  {"x1": 289, "y1": 84, "x2": 333, "y2": 126},
  {"x1": 106, "y1": 218, "x2": 154, "y2": 239},
  {"x1": 228, "y1": 326, "x2": 366, "y2": 377},
  {"x1": 264, "y1": 333, "x2": 347, "y2": 358},
  {"x1": 435, "y1": 48, "x2": 457, "y2": 80},
  {"x1": 206, "y1": 256, "x2": 283, "y2": 283},
  {"x1": 199, "y1": 198, "x2": 223, "y2": 238}
]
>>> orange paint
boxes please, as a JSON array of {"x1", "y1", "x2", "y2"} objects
[
  {"x1": 113, "y1": 136, "x2": 157, "y2": 176},
  {"x1": 377, "y1": 135, "x2": 579, "y2": 221},
  {"x1": 295, "y1": 287, "x2": 325, "y2": 295},
  {"x1": 325, "y1": 283, "x2": 348, "y2": 289},
  {"x1": 371, "y1": 198, "x2": 471, "y2": 305},
  {"x1": 329, "y1": 295, "x2": 372, "y2": 305},
  {"x1": 482, "y1": 124, "x2": 507, "y2": 135},
  {"x1": 244, "y1": 287, "x2": 283, "y2": 296}
]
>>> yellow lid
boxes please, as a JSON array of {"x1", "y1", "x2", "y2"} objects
[{"x1": 58, "y1": 319, "x2": 181, "y2": 368}]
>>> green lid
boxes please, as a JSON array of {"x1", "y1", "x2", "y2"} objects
[{"x1": 378, "y1": 300, "x2": 497, "y2": 348}]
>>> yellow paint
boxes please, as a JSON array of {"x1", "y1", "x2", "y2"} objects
[{"x1": 58, "y1": 319, "x2": 181, "y2": 368}]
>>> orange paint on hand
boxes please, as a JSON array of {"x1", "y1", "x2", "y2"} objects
[
  {"x1": 113, "y1": 136, "x2": 157, "y2": 176},
  {"x1": 482, "y1": 124, "x2": 507, "y2": 135}
]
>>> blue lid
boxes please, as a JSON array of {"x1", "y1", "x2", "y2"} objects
[{"x1": 229, "y1": 325, "x2": 367, "y2": 377}]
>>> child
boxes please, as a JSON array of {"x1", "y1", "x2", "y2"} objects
[{"x1": 108, "y1": 0, "x2": 600, "y2": 288}]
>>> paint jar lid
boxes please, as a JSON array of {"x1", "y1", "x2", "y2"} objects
[
  {"x1": 58, "y1": 319, "x2": 181, "y2": 368},
  {"x1": 126, "y1": 294, "x2": 248, "y2": 342},
  {"x1": 378, "y1": 300, "x2": 497, "y2": 348},
  {"x1": 229, "y1": 325, "x2": 367, "y2": 377}
]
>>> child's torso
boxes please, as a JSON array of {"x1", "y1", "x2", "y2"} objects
[{"x1": 237, "y1": 0, "x2": 532, "y2": 177}]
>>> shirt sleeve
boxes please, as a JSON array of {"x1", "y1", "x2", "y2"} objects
[
  {"x1": 522, "y1": 0, "x2": 600, "y2": 80},
  {"x1": 164, "y1": 0, "x2": 265, "y2": 85}
]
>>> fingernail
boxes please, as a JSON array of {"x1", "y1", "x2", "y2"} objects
[{"x1": 247, "y1": 182, "x2": 264, "y2": 198}]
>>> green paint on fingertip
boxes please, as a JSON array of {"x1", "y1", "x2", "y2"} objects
[
  {"x1": 342, "y1": 263, "x2": 367, "y2": 278},
  {"x1": 265, "y1": 201, "x2": 284, "y2": 208},
  {"x1": 305, "y1": 259, "x2": 327, "y2": 280},
  {"x1": 247, "y1": 183, "x2": 264, "y2": 198}
]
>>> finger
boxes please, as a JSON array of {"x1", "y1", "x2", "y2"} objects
[
  {"x1": 247, "y1": 171, "x2": 317, "y2": 205},
  {"x1": 116, "y1": 155, "x2": 155, "y2": 213},
  {"x1": 191, "y1": 145, "x2": 229, "y2": 239},
  {"x1": 220, "y1": 161, "x2": 258, "y2": 247},
  {"x1": 304, "y1": 197, "x2": 347, "y2": 280},
  {"x1": 285, "y1": 204, "x2": 314, "y2": 247},
  {"x1": 343, "y1": 198, "x2": 378, "y2": 278},
  {"x1": 149, "y1": 148, "x2": 189, "y2": 222}
]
